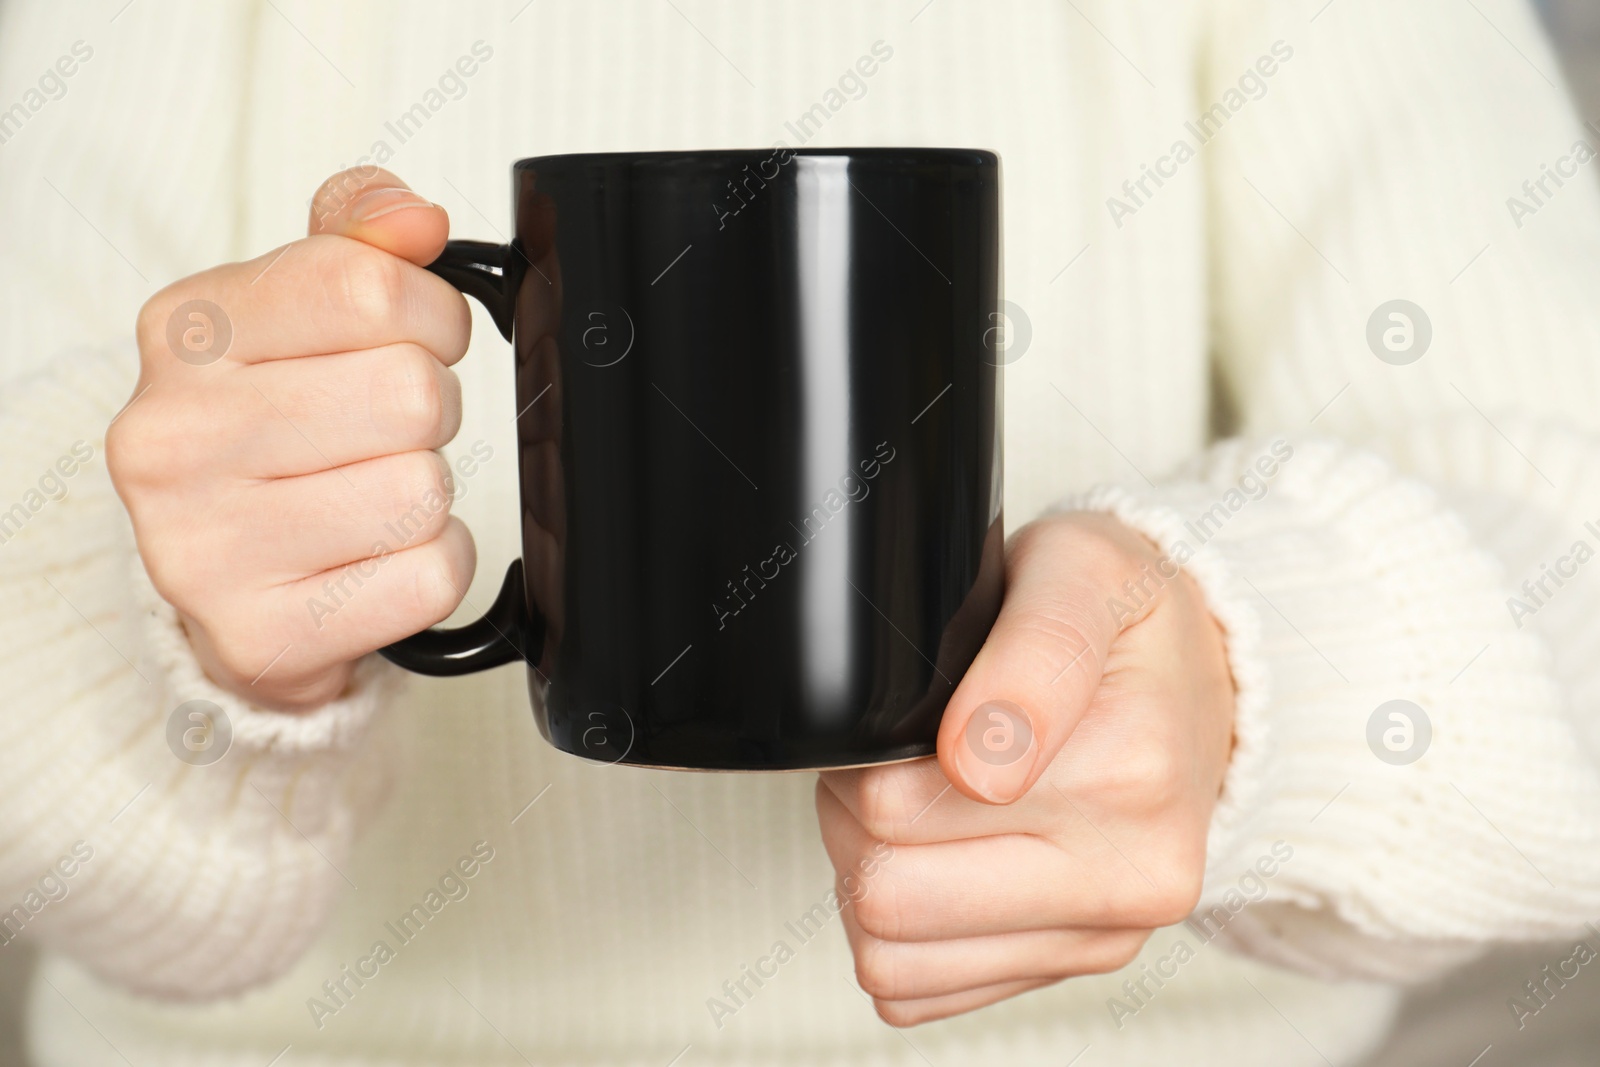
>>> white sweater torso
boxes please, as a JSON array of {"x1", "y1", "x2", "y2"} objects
[{"x1": 4, "y1": 2, "x2": 1600, "y2": 1065}]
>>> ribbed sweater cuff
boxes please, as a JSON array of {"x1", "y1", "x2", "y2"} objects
[
  {"x1": 1063, "y1": 435, "x2": 1600, "y2": 981},
  {"x1": 129, "y1": 551, "x2": 397, "y2": 761}
]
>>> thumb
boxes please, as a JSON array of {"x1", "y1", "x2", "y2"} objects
[
  {"x1": 936, "y1": 519, "x2": 1135, "y2": 804},
  {"x1": 307, "y1": 167, "x2": 449, "y2": 266}
]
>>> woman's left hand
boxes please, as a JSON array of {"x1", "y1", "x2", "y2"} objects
[{"x1": 817, "y1": 512, "x2": 1236, "y2": 1026}]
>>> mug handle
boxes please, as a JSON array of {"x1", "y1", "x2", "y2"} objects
[{"x1": 378, "y1": 239, "x2": 543, "y2": 677}]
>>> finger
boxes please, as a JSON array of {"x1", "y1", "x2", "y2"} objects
[
  {"x1": 265, "y1": 515, "x2": 477, "y2": 674},
  {"x1": 221, "y1": 346, "x2": 462, "y2": 477},
  {"x1": 936, "y1": 516, "x2": 1148, "y2": 805},
  {"x1": 233, "y1": 450, "x2": 457, "y2": 578},
  {"x1": 308, "y1": 167, "x2": 450, "y2": 266},
  {"x1": 818, "y1": 780, "x2": 1096, "y2": 938},
  {"x1": 841, "y1": 902, "x2": 1145, "y2": 1002},
  {"x1": 820, "y1": 760, "x2": 1039, "y2": 845},
  {"x1": 176, "y1": 515, "x2": 475, "y2": 704},
  {"x1": 866, "y1": 978, "x2": 1059, "y2": 1028},
  {"x1": 140, "y1": 235, "x2": 472, "y2": 370}
]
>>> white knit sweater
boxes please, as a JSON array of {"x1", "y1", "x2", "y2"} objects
[{"x1": 4, "y1": 1, "x2": 1600, "y2": 1064}]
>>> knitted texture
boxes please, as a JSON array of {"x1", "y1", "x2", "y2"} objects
[{"x1": 3, "y1": 0, "x2": 1598, "y2": 1064}]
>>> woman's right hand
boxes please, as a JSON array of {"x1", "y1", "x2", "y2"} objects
[{"x1": 108, "y1": 168, "x2": 477, "y2": 710}]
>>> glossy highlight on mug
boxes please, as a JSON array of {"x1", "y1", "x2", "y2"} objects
[{"x1": 712, "y1": 440, "x2": 896, "y2": 633}]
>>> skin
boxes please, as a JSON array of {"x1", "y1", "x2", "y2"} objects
[
  {"x1": 109, "y1": 168, "x2": 475, "y2": 710},
  {"x1": 109, "y1": 169, "x2": 1237, "y2": 1025},
  {"x1": 818, "y1": 514, "x2": 1235, "y2": 1025}
]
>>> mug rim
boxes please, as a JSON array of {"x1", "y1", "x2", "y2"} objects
[{"x1": 514, "y1": 146, "x2": 999, "y2": 170}]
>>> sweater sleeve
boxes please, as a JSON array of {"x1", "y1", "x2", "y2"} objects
[
  {"x1": 1058, "y1": 0, "x2": 1600, "y2": 981},
  {"x1": 0, "y1": 346, "x2": 403, "y2": 999}
]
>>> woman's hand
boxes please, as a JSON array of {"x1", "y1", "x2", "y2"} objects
[
  {"x1": 817, "y1": 511, "x2": 1236, "y2": 1026},
  {"x1": 107, "y1": 169, "x2": 476, "y2": 710}
]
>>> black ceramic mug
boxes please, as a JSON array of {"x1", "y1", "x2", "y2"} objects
[{"x1": 381, "y1": 148, "x2": 1004, "y2": 771}]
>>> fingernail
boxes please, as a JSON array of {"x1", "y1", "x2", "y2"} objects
[
  {"x1": 350, "y1": 186, "x2": 433, "y2": 222},
  {"x1": 957, "y1": 700, "x2": 1037, "y2": 803}
]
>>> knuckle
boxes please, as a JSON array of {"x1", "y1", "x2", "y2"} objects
[
  {"x1": 1166, "y1": 853, "x2": 1208, "y2": 917},
  {"x1": 106, "y1": 404, "x2": 193, "y2": 489},
  {"x1": 134, "y1": 294, "x2": 170, "y2": 357},
  {"x1": 136, "y1": 276, "x2": 224, "y2": 367},
  {"x1": 1010, "y1": 514, "x2": 1115, "y2": 571},
  {"x1": 850, "y1": 872, "x2": 905, "y2": 943},
  {"x1": 1089, "y1": 932, "x2": 1150, "y2": 974},
  {"x1": 407, "y1": 539, "x2": 464, "y2": 626},
  {"x1": 1033, "y1": 512, "x2": 1137, "y2": 562},
  {"x1": 851, "y1": 938, "x2": 902, "y2": 1000},
  {"x1": 1131, "y1": 890, "x2": 1195, "y2": 930},
  {"x1": 872, "y1": 997, "x2": 922, "y2": 1028},
  {"x1": 1009, "y1": 514, "x2": 1145, "y2": 600},
  {"x1": 334, "y1": 243, "x2": 407, "y2": 329},
  {"x1": 1078, "y1": 733, "x2": 1186, "y2": 810},
  {"x1": 855, "y1": 769, "x2": 917, "y2": 843},
  {"x1": 1165, "y1": 875, "x2": 1206, "y2": 924},
  {"x1": 202, "y1": 622, "x2": 266, "y2": 684},
  {"x1": 439, "y1": 288, "x2": 473, "y2": 362},
  {"x1": 1004, "y1": 516, "x2": 1062, "y2": 561},
  {"x1": 139, "y1": 526, "x2": 231, "y2": 614},
  {"x1": 103, "y1": 414, "x2": 141, "y2": 486},
  {"x1": 380, "y1": 454, "x2": 457, "y2": 556},
  {"x1": 110, "y1": 404, "x2": 219, "y2": 502},
  {"x1": 1127, "y1": 863, "x2": 1205, "y2": 928},
  {"x1": 139, "y1": 542, "x2": 198, "y2": 607},
  {"x1": 385, "y1": 347, "x2": 445, "y2": 441},
  {"x1": 1114, "y1": 741, "x2": 1187, "y2": 809},
  {"x1": 119, "y1": 501, "x2": 197, "y2": 606},
  {"x1": 387, "y1": 452, "x2": 452, "y2": 544}
]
